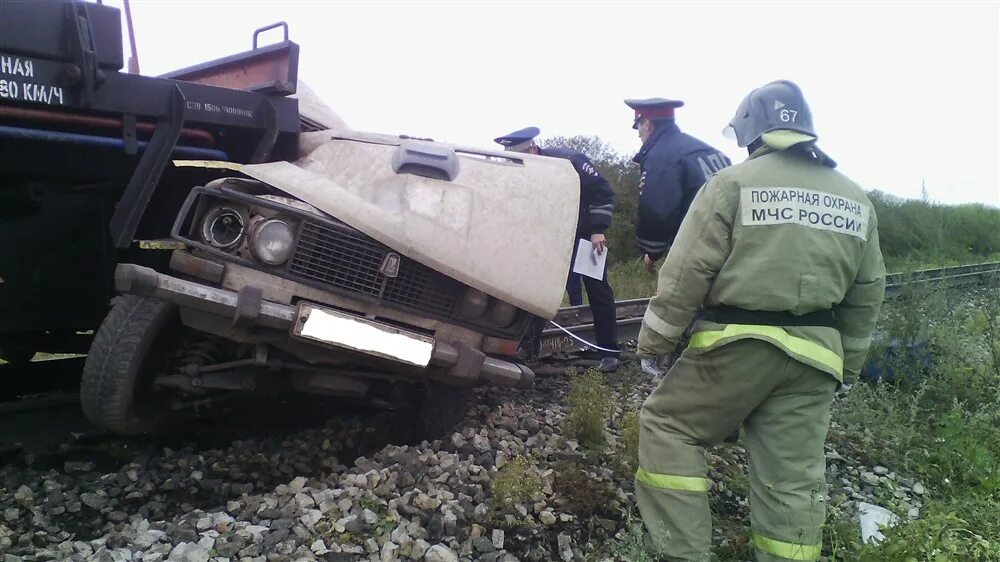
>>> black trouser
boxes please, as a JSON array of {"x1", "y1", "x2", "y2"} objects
[
  {"x1": 520, "y1": 244, "x2": 619, "y2": 360},
  {"x1": 566, "y1": 272, "x2": 584, "y2": 306},
  {"x1": 570, "y1": 242, "x2": 619, "y2": 359}
]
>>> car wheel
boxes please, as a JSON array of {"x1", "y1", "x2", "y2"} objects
[{"x1": 80, "y1": 295, "x2": 178, "y2": 435}]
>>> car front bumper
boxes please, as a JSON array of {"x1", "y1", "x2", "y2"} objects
[{"x1": 114, "y1": 263, "x2": 534, "y2": 389}]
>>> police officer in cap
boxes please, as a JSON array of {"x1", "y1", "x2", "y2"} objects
[
  {"x1": 625, "y1": 98, "x2": 731, "y2": 273},
  {"x1": 495, "y1": 127, "x2": 620, "y2": 372}
]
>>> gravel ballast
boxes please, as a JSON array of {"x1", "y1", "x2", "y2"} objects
[{"x1": 0, "y1": 359, "x2": 930, "y2": 561}]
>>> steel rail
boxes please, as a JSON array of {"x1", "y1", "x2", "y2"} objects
[{"x1": 539, "y1": 261, "x2": 1000, "y2": 356}]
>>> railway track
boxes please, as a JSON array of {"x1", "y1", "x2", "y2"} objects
[
  {"x1": 539, "y1": 260, "x2": 1000, "y2": 356},
  {"x1": 1, "y1": 261, "x2": 998, "y2": 452}
]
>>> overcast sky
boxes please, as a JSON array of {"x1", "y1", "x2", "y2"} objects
[{"x1": 111, "y1": 1, "x2": 999, "y2": 207}]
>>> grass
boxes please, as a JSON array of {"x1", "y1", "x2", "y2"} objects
[
  {"x1": 563, "y1": 368, "x2": 612, "y2": 454},
  {"x1": 608, "y1": 260, "x2": 659, "y2": 301},
  {"x1": 610, "y1": 510, "x2": 663, "y2": 562},
  {"x1": 827, "y1": 285, "x2": 1000, "y2": 560},
  {"x1": 490, "y1": 456, "x2": 543, "y2": 513},
  {"x1": 552, "y1": 460, "x2": 616, "y2": 520},
  {"x1": 882, "y1": 252, "x2": 1000, "y2": 276},
  {"x1": 614, "y1": 409, "x2": 641, "y2": 479},
  {"x1": 859, "y1": 499, "x2": 999, "y2": 561}
]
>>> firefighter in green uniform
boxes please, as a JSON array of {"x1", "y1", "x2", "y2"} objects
[{"x1": 634, "y1": 80, "x2": 886, "y2": 561}]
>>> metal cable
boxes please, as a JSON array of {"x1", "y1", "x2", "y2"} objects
[{"x1": 547, "y1": 320, "x2": 621, "y2": 354}]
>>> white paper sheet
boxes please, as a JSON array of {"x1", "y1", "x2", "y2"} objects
[
  {"x1": 572, "y1": 238, "x2": 607, "y2": 281},
  {"x1": 858, "y1": 502, "x2": 898, "y2": 544}
]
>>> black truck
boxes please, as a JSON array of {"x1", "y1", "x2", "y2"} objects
[
  {"x1": 0, "y1": 0, "x2": 307, "y2": 362},
  {"x1": 3, "y1": 1, "x2": 544, "y2": 441}
]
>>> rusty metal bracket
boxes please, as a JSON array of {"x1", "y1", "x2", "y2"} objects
[
  {"x1": 109, "y1": 84, "x2": 186, "y2": 248},
  {"x1": 447, "y1": 341, "x2": 486, "y2": 386},
  {"x1": 233, "y1": 285, "x2": 263, "y2": 328},
  {"x1": 65, "y1": 2, "x2": 101, "y2": 106},
  {"x1": 122, "y1": 113, "x2": 138, "y2": 154},
  {"x1": 250, "y1": 98, "x2": 278, "y2": 163}
]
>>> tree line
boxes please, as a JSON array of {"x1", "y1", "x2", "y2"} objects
[{"x1": 544, "y1": 135, "x2": 1000, "y2": 272}]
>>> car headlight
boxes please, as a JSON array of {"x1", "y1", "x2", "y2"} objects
[
  {"x1": 201, "y1": 206, "x2": 246, "y2": 250},
  {"x1": 490, "y1": 301, "x2": 518, "y2": 327},
  {"x1": 251, "y1": 219, "x2": 295, "y2": 265},
  {"x1": 459, "y1": 289, "x2": 489, "y2": 320}
]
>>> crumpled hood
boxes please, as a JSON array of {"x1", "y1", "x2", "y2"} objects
[{"x1": 180, "y1": 130, "x2": 580, "y2": 318}]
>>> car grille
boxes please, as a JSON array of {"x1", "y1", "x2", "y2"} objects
[{"x1": 289, "y1": 219, "x2": 463, "y2": 317}]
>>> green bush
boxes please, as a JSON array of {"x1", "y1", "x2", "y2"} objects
[
  {"x1": 563, "y1": 368, "x2": 612, "y2": 452},
  {"x1": 552, "y1": 461, "x2": 616, "y2": 519},
  {"x1": 977, "y1": 291, "x2": 1000, "y2": 378},
  {"x1": 490, "y1": 456, "x2": 542, "y2": 512},
  {"x1": 869, "y1": 190, "x2": 1000, "y2": 270},
  {"x1": 615, "y1": 409, "x2": 641, "y2": 478}
]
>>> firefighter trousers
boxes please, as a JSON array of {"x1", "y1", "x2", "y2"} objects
[{"x1": 635, "y1": 338, "x2": 837, "y2": 561}]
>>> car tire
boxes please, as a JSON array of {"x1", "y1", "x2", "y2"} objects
[
  {"x1": 413, "y1": 382, "x2": 475, "y2": 442},
  {"x1": 80, "y1": 295, "x2": 177, "y2": 435}
]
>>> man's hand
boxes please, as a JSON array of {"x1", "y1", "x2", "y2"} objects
[
  {"x1": 640, "y1": 356, "x2": 674, "y2": 379},
  {"x1": 835, "y1": 379, "x2": 856, "y2": 399},
  {"x1": 591, "y1": 233, "x2": 606, "y2": 255},
  {"x1": 644, "y1": 253, "x2": 656, "y2": 273}
]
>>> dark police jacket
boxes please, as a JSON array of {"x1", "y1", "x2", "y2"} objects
[
  {"x1": 540, "y1": 146, "x2": 615, "y2": 240},
  {"x1": 634, "y1": 121, "x2": 731, "y2": 259}
]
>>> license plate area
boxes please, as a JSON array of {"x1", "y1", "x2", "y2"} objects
[{"x1": 292, "y1": 303, "x2": 435, "y2": 367}]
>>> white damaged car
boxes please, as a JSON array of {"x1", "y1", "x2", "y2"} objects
[{"x1": 80, "y1": 110, "x2": 580, "y2": 439}]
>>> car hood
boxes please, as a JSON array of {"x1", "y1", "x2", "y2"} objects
[{"x1": 178, "y1": 130, "x2": 580, "y2": 319}]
